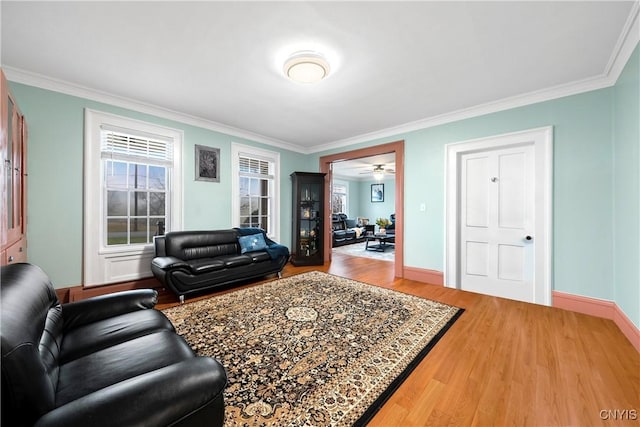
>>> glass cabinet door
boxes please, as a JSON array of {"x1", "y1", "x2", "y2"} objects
[
  {"x1": 4, "y1": 96, "x2": 23, "y2": 242},
  {"x1": 4, "y1": 96, "x2": 15, "y2": 234},
  {"x1": 298, "y1": 181, "x2": 321, "y2": 258},
  {"x1": 291, "y1": 172, "x2": 325, "y2": 266}
]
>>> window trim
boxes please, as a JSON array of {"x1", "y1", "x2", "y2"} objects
[
  {"x1": 84, "y1": 109, "x2": 183, "y2": 286},
  {"x1": 331, "y1": 180, "x2": 349, "y2": 214},
  {"x1": 231, "y1": 142, "x2": 280, "y2": 242}
]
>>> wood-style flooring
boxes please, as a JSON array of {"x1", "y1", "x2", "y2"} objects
[{"x1": 158, "y1": 253, "x2": 640, "y2": 426}]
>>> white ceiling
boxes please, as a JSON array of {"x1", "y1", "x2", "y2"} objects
[{"x1": 1, "y1": 1, "x2": 637, "y2": 153}]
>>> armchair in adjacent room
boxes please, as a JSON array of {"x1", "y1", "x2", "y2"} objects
[{"x1": 386, "y1": 214, "x2": 396, "y2": 233}]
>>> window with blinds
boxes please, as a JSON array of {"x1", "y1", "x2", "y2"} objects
[
  {"x1": 238, "y1": 155, "x2": 274, "y2": 233},
  {"x1": 84, "y1": 109, "x2": 183, "y2": 285},
  {"x1": 101, "y1": 128, "x2": 171, "y2": 246}
]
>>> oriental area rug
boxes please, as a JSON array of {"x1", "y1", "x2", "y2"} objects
[{"x1": 163, "y1": 271, "x2": 463, "y2": 427}]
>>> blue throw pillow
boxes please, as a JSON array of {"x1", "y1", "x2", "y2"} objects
[{"x1": 238, "y1": 233, "x2": 268, "y2": 254}]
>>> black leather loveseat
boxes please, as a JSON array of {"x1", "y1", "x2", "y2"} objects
[
  {"x1": 1, "y1": 262, "x2": 227, "y2": 427},
  {"x1": 331, "y1": 214, "x2": 366, "y2": 247},
  {"x1": 151, "y1": 228, "x2": 289, "y2": 303}
]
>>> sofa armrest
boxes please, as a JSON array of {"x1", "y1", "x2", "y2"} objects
[
  {"x1": 152, "y1": 256, "x2": 189, "y2": 270},
  {"x1": 62, "y1": 289, "x2": 158, "y2": 330},
  {"x1": 34, "y1": 358, "x2": 227, "y2": 427},
  {"x1": 154, "y1": 235, "x2": 167, "y2": 256}
]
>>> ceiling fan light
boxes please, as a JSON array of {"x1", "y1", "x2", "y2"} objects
[
  {"x1": 373, "y1": 170, "x2": 385, "y2": 180},
  {"x1": 284, "y1": 51, "x2": 330, "y2": 84}
]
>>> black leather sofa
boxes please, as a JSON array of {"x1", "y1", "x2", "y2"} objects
[
  {"x1": 151, "y1": 228, "x2": 289, "y2": 303},
  {"x1": 1, "y1": 262, "x2": 227, "y2": 427},
  {"x1": 331, "y1": 214, "x2": 366, "y2": 247}
]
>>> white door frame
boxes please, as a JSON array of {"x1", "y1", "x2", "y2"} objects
[{"x1": 444, "y1": 127, "x2": 553, "y2": 305}]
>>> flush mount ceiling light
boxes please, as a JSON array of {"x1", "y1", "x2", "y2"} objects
[{"x1": 284, "y1": 51, "x2": 330, "y2": 84}]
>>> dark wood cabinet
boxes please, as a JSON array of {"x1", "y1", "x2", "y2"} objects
[
  {"x1": 1, "y1": 69, "x2": 27, "y2": 266},
  {"x1": 290, "y1": 172, "x2": 326, "y2": 266}
]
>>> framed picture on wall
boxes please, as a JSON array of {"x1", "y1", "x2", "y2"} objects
[
  {"x1": 195, "y1": 145, "x2": 220, "y2": 182},
  {"x1": 371, "y1": 183, "x2": 384, "y2": 202}
]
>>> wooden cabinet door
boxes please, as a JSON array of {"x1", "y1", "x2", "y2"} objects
[{"x1": 1, "y1": 69, "x2": 27, "y2": 265}]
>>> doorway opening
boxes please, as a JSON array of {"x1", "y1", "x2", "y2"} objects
[
  {"x1": 320, "y1": 140, "x2": 404, "y2": 278},
  {"x1": 331, "y1": 153, "x2": 396, "y2": 263}
]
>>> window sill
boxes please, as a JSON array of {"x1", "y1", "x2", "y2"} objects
[{"x1": 98, "y1": 244, "x2": 154, "y2": 256}]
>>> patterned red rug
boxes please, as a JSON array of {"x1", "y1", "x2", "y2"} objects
[{"x1": 163, "y1": 271, "x2": 463, "y2": 426}]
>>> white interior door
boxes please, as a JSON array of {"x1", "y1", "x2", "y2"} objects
[
  {"x1": 460, "y1": 145, "x2": 535, "y2": 302},
  {"x1": 445, "y1": 127, "x2": 552, "y2": 306}
]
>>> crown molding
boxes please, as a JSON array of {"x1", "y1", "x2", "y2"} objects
[
  {"x1": 604, "y1": 1, "x2": 640, "y2": 80},
  {"x1": 332, "y1": 173, "x2": 364, "y2": 182},
  {"x1": 310, "y1": 4, "x2": 640, "y2": 154},
  {"x1": 2, "y1": 66, "x2": 307, "y2": 154},
  {"x1": 309, "y1": 73, "x2": 614, "y2": 153},
  {"x1": 332, "y1": 172, "x2": 394, "y2": 182}
]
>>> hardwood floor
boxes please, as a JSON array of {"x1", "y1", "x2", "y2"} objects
[{"x1": 158, "y1": 253, "x2": 640, "y2": 426}]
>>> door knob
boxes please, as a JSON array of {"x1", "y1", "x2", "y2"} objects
[{"x1": 525, "y1": 235, "x2": 533, "y2": 241}]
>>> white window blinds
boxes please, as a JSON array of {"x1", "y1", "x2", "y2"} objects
[
  {"x1": 101, "y1": 126, "x2": 173, "y2": 165},
  {"x1": 239, "y1": 156, "x2": 273, "y2": 178}
]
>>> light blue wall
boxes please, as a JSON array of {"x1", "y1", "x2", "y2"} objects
[
  {"x1": 9, "y1": 83, "x2": 308, "y2": 287},
  {"x1": 313, "y1": 88, "x2": 615, "y2": 301},
  {"x1": 613, "y1": 45, "x2": 640, "y2": 327},
  {"x1": 358, "y1": 179, "x2": 395, "y2": 226},
  {"x1": 347, "y1": 180, "x2": 362, "y2": 218}
]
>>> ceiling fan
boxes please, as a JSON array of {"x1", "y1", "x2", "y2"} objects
[{"x1": 360, "y1": 164, "x2": 395, "y2": 179}]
